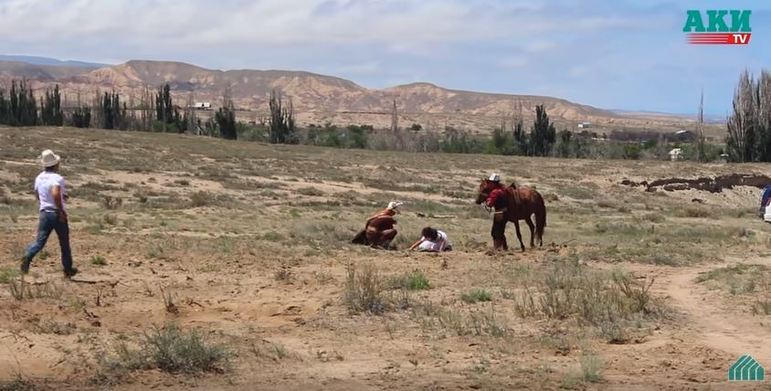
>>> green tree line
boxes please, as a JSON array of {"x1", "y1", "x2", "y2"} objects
[
  {"x1": 0, "y1": 80, "x2": 725, "y2": 162},
  {"x1": 726, "y1": 69, "x2": 771, "y2": 162}
]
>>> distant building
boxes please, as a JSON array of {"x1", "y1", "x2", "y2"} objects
[
  {"x1": 669, "y1": 148, "x2": 683, "y2": 161},
  {"x1": 192, "y1": 102, "x2": 212, "y2": 110},
  {"x1": 673, "y1": 130, "x2": 697, "y2": 142},
  {"x1": 577, "y1": 122, "x2": 592, "y2": 129}
]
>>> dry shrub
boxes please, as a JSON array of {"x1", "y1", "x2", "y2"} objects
[
  {"x1": 389, "y1": 269, "x2": 431, "y2": 291},
  {"x1": 0, "y1": 374, "x2": 37, "y2": 391},
  {"x1": 513, "y1": 259, "x2": 662, "y2": 342},
  {"x1": 641, "y1": 213, "x2": 665, "y2": 223},
  {"x1": 97, "y1": 324, "x2": 229, "y2": 382},
  {"x1": 159, "y1": 286, "x2": 179, "y2": 314},
  {"x1": 297, "y1": 186, "x2": 325, "y2": 196},
  {"x1": 580, "y1": 353, "x2": 603, "y2": 382},
  {"x1": 9, "y1": 279, "x2": 62, "y2": 301},
  {"x1": 189, "y1": 191, "x2": 212, "y2": 208},
  {"x1": 676, "y1": 206, "x2": 712, "y2": 218},
  {"x1": 101, "y1": 195, "x2": 123, "y2": 210},
  {"x1": 0, "y1": 187, "x2": 10, "y2": 205},
  {"x1": 596, "y1": 199, "x2": 615, "y2": 208},
  {"x1": 344, "y1": 262, "x2": 387, "y2": 314},
  {"x1": 412, "y1": 301, "x2": 508, "y2": 337},
  {"x1": 461, "y1": 288, "x2": 492, "y2": 304}
]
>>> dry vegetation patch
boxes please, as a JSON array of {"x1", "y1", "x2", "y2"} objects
[{"x1": 0, "y1": 127, "x2": 769, "y2": 389}]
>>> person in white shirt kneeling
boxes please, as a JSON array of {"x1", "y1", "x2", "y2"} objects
[{"x1": 410, "y1": 227, "x2": 452, "y2": 252}]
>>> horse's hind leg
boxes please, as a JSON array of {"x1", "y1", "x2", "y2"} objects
[
  {"x1": 513, "y1": 220, "x2": 525, "y2": 252},
  {"x1": 525, "y1": 216, "x2": 535, "y2": 248}
]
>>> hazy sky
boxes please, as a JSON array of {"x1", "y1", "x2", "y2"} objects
[{"x1": 0, "y1": 0, "x2": 768, "y2": 115}]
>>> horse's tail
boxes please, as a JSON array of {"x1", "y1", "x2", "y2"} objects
[{"x1": 534, "y1": 192, "x2": 547, "y2": 246}]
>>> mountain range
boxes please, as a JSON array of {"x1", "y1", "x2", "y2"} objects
[{"x1": 0, "y1": 55, "x2": 719, "y2": 135}]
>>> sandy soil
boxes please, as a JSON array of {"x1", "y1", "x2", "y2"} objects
[{"x1": 0, "y1": 126, "x2": 770, "y2": 390}]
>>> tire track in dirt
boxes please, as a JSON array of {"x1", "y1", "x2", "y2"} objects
[{"x1": 662, "y1": 260, "x2": 771, "y2": 366}]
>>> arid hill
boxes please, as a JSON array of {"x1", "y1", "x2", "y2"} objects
[{"x1": 0, "y1": 59, "x2": 718, "y2": 135}]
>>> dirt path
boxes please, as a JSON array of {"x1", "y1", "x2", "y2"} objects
[{"x1": 662, "y1": 261, "x2": 771, "y2": 365}]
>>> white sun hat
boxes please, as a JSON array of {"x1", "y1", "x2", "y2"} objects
[
  {"x1": 488, "y1": 173, "x2": 501, "y2": 182},
  {"x1": 40, "y1": 149, "x2": 61, "y2": 168},
  {"x1": 387, "y1": 201, "x2": 404, "y2": 211}
]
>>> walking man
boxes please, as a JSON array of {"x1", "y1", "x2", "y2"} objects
[{"x1": 21, "y1": 150, "x2": 78, "y2": 277}]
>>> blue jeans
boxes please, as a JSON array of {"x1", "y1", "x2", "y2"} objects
[{"x1": 24, "y1": 211, "x2": 73, "y2": 272}]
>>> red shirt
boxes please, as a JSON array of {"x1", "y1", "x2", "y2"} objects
[
  {"x1": 366, "y1": 210, "x2": 397, "y2": 231},
  {"x1": 485, "y1": 187, "x2": 508, "y2": 209},
  {"x1": 368, "y1": 215, "x2": 396, "y2": 231}
]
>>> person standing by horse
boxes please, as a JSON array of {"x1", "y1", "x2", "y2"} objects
[
  {"x1": 482, "y1": 173, "x2": 510, "y2": 250},
  {"x1": 475, "y1": 173, "x2": 546, "y2": 252},
  {"x1": 20, "y1": 150, "x2": 78, "y2": 277}
]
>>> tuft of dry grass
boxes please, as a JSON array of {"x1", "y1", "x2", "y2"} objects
[
  {"x1": 189, "y1": 191, "x2": 212, "y2": 208},
  {"x1": 344, "y1": 262, "x2": 388, "y2": 314},
  {"x1": 297, "y1": 186, "x2": 325, "y2": 196},
  {"x1": 9, "y1": 279, "x2": 62, "y2": 301},
  {"x1": 97, "y1": 324, "x2": 230, "y2": 382},
  {"x1": 675, "y1": 206, "x2": 712, "y2": 218},
  {"x1": 697, "y1": 264, "x2": 767, "y2": 295},
  {"x1": 461, "y1": 288, "x2": 492, "y2": 304},
  {"x1": 512, "y1": 259, "x2": 662, "y2": 343},
  {"x1": 159, "y1": 286, "x2": 179, "y2": 314},
  {"x1": 389, "y1": 269, "x2": 431, "y2": 291},
  {"x1": 91, "y1": 255, "x2": 107, "y2": 266},
  {"x1": 101, "y1": 195, "x2": 123, "y2": 210}
]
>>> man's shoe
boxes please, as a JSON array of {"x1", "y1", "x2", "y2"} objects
[
  {"x1": 63, "y1": 267, "x2": 78, "y2": 278},
  {"x1": 20, "y1": 258, "x2": 30, "y2": 275}
]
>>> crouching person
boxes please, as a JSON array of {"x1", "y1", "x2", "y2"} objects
[
  {"x1": 352, "y1": 201, "x2": 402, "y2": 249},
  {"x1": 410, "y1": 227, "x2": 452, "y2": 252}
]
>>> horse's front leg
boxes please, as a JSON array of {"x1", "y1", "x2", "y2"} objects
[{"x1": 513, "y1": 220, "x2": 525, "y2": 252}]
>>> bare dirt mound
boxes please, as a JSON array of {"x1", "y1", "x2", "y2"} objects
[{"x1": 621, "y1": 174, "x2": 771, "y2": 193}]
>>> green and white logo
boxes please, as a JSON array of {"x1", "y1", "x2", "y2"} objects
[
  {"x1": 683, "y1": 10, "x2": 752, "y2": 45},
  {"x1": 729, "y1": 355, "x2": 765, "y2": 381}
]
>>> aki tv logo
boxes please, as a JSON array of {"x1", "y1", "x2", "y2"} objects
[
  {"x1": 683, "y1": 10, "x2": 751, "y2": 45},
  {"x1": 729, "y1": 355, "x2": 764, "y2": 382}
]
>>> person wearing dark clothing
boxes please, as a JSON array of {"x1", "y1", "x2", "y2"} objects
[
  {"x1": 484, "y1": 173, "x2": 509, "y2": 250},
  {"x1": 761, "y1": 184, "x2": 771, "y2": 218}
]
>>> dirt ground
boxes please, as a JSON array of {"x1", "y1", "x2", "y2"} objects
[{"x1": 1, "y1": 126, "x2": 770, "y2": 390}]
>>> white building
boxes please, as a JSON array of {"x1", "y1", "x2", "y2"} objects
[
  {"x1": 192, "y1": 102, "x2": 212, "y2": 110},
  {"x1": 669, "y1": 148, "x2": 683, "y2": 161}
]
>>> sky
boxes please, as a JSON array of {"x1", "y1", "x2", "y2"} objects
[{"x1": 0, "y1": 0, "x2": 768, "y2": 116}]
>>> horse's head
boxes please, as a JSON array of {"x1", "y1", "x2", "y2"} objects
[{"x1": 475, "y1": 179, "x2": 496, "y2": 205}]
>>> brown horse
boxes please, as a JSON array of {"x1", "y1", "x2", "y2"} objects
[{"x1": 475, "y1": 180, "x2": 547, "y2": 251}]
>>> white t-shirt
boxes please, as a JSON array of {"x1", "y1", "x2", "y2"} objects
[
  {"x1": 418, "y1": 230, "x2": 450, "y2": 252},
  {"x1": 34, "y1": 171, "x2": 67, "y2": 212}
]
